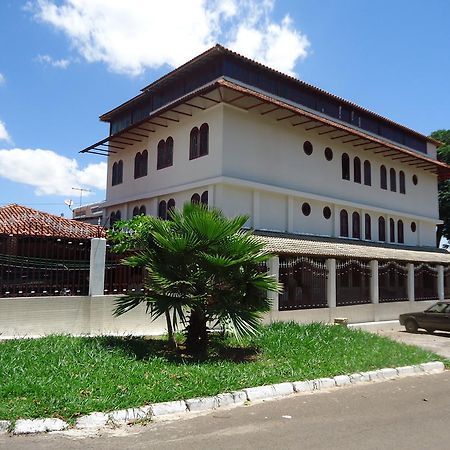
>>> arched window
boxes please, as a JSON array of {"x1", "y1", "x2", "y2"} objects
[
  {"x1": 352, "y1": 212, "x2": 361, "y2": 239},
  {"x1": 165, "y1": 137, "x2": 174, "y2": 167},
  {"x1": 201, "y1": 191, "x2": 208, "y2": 206},
  {"x1": 157, "y1": 138, "x2": 173, "y2": 170},
  {"x1": 132, "y1": 206, "x2": 139, "y2": 217},
  {"x1": 117, "y1": 160, "x2": 123, "y2": 184},
  {"x1": 340, "y1": 209, "x2": 349, "y2": 237},
  {"x1": 199, "y1": 123, "x2": 209, "y2": 157},
  {"x1": 342, "y1": 153, "x2": 350, "y2": 180},
  {"x1": 167, "y1": 198, "x2": 176, "y2": 215},
  {"x1": 134, "y1": 152, "x2": 141, "y2": 179},
  {"x1": 389, "y1": 218, "x2": 395, "y2": 242},
  {"x1": 189, "y1": 127, "x2": 199, "y2": 160},
  {"x1": 365, "y1": 214, "x2": 371, "y2": 240},
  {"x1": 134, "y1": 151, "x2": 148, "y2": 178},
  {"x1": 112, "y1": 162, "x2": 118, "y2": 186},
  {"x1": 141, "y1": 150, "x2": 148, "y2": 177},
  {"x1": 112, "y1": 161, "x2": 123, "y2": 186},
  {"x1": 378, "y1": 216, "x2": 386, "y2": 241},
  {"x1": 353, "y1": 157, "x2": 361, "y2": 183},
  {"x1": 139, "y1": 205, "x2": 146, "y2": 215},
  {"x1": 398, "y1": 220, "x2": 404, "y2": 244},
  {"x1": 110, "y1": 211, "x2": 116, "y2": 226},
  {"x1": 157, "y1": 140, "x2": 165, "y2": 170},
  {"x1": 158, "y1": 201, "x2": 167, "y2": 220},
  {"x1": 191, "y1": 193, "x2": 200, "y2": 204},
  {"x1": 390, "y1": 168, "x2": 396, "y2": 192},
  {"x1": 399, "y1": 170, "x2": 405, "y2": 194},
  {"x1": 364, "y1": 160, "x2": 371, "y2": 186},
  {"x1": 380, "y1": 165, "x2": 387, "y2": 190}
]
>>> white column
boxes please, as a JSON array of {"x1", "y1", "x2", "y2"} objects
[
  {"x1": 407, "y1": 263, "x2": 415, "y2": 302},
  {"x1": 252, "y1": 190, "x2": 260, "y2": 230},
  {"x1": 208, "y1": 184, "x2": 215, "y2": 208},
  {"x1": 361, "y1": 210, "x2": 366, "y2": 240},
  {"x1": 267, "y1": 256, "x2": 280, "y2": 316},
  {"x1": 370, "y1": 260, "x2": 379, "y2": 304},
  {"x1": 333, "y1": 206, "x2": 340, "y2": 237},
  {"x1": 89, "y1": 238, "x2": 107, "y2": 296},
  {"x1": 326, "y1": 258, "x2": 336, "y2": 308},
  {"x1": 438, "y1": 265, "x2": 444, "y2": 301},
  {"x1": 287, "y1": 196, "x2": 294, "y2": 233}
]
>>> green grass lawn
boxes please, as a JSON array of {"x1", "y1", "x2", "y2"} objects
[{"x1": 0, "y1": 322, "x2": 444, "y2": 422}]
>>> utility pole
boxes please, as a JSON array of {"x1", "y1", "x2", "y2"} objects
[{"x1": 72, "y1": 187, "x2": 91, "y2": 207}]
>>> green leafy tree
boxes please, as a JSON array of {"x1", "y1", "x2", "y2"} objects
[
  {"x1": 108, "y1": 203, "x2": 281, "y2": 354},
  {"x1": 430, "y1": 130, "x2": 450, "y2": 245}
]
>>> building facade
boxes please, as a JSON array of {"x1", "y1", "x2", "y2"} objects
[{"x1": 80, "y1": 45, "x2": 450, "y2": 322}]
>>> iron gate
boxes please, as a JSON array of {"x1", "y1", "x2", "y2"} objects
[
  {"x1": 336, "y1": 259, "x2": 371, "y2": 306},
  {"x1": 444, "y1": 266, "x2": 450, "y2": 298},
  {"x1": 278, "y1": 256, "x2": 328, "y2": 310},
  {"x1": 379, "y1": 261, "x2": 408, "y2": 303},
  {"x1": 414, "y1": 264, "x2": 438, "y2": 301}
]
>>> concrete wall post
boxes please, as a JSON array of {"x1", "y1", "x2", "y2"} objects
[
  {"x1": 437, "y1": 265, "x2": 444, "y2": 301},
  {"x1": 89, "y1": 238, "x2": 107, "y2": 296},
  {"x1": 407, "y1": 263, "x2": 415, "y2": 302},
  {"x1": 326, "y1": 258, "x2": 336, "y2": 308},
  {"x1": 370, "y1": 260, "x2": 379, "y2": 304},
  {"x1": 267, "y1": 256, "x2": 280, "y2": 318}
]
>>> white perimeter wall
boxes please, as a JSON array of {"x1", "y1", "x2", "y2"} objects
[
  {"x1": 0, "y1": 296, "x2": 436, "y2": 336},
  {"x1": 0, "y1": 296, "x2": 167, "y2": 336}
]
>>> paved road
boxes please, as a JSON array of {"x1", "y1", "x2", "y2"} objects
[
  {"x1": 377, "y1": 329, "x2": 450, "y2": 359},
  {"x1": 2, "y1": 371, "x2": 450, "y2": 450}
]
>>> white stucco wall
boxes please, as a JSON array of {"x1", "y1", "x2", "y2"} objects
[
  {"x1": 106, "y1": 104, "x2": 224, "y2": 207},
  {"x1": 103, "y1": 103, "x2": 439, "y2": 247}
]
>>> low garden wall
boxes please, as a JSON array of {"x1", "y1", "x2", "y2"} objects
[{"x1": 0, "y1": 295, "x2": 167, "y2": 337}]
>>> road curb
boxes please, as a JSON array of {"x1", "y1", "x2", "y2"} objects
[{"x1": 3, "y1": 361, "x2": 445, "y2": 435}]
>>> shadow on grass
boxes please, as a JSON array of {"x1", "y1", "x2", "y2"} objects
[{"x1": 99, "y1": 335, "x2": 260, "y2": 364}]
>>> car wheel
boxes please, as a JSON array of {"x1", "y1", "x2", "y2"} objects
[
  {"x1": 405, "y1": 319, "x2": 418, "y2": 333},
  {"x1": 425, "y1": 329, "x2": 435, "y2": 334}
]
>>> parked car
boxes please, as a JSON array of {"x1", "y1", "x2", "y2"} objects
[{"x1": 399, "y1": 301, "x2": 450, "y2": 333}]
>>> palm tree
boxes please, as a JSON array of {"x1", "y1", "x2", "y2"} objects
[{"x1": 108, "y1": 203, "x2": 281, "y2": 354}]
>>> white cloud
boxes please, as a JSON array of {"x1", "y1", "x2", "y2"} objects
[
  {"x1": 0, "y1": 148, "x2": 106, "y2": 196},
  {"x1": 0, "y1": 121, "x2": 11, "y2": 143},
  {"x1": 36, "y1": 54, "x2": 71, "y2": 69},
  {"x1": 31, "y1": 0, "x2": 310, "y2": 76},
  {"x1": 0, "y1": 73, "x2": 5, "y2": 85}
]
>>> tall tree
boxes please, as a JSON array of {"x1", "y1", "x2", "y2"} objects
[
  {"x1": 108, "y1": 203, "x2": 281, "y2": 355},
  {"x1": 430, "y1": 130, "x2": 450, "y2": 245}
]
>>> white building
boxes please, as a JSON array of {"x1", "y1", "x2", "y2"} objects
[{"x1": 80, "y1": 45, "x2": 450, "y2": 323}]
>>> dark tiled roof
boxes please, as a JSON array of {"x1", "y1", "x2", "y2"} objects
[
  {"x1": 254, "y1": 230, "x2": 450, "y2": 264},
  {"x1": 0, "y1": 204, "x2": 106, "y2": 239}
]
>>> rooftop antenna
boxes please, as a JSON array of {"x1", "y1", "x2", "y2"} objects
[{"x1": 71, "y1": 187, "x2": 91, "y2": 207}]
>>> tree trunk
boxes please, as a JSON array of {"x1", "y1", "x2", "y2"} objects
[
  {"x1": 165, "y1": 310, "x2": 177, "y2": 349},
  {"x1": 185, "y1": 307, "x2": 208, "y2": 355}
]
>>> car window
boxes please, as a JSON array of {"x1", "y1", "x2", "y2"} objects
[{"x1": 427, "y1": 303, "x2": 448, "y2": 313}]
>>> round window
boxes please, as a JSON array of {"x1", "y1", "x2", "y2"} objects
[
  {"x1": 303, "y1": 141, "x2": 313, "y2": 156},
  {"x1": 302, "y1": 202, "x2": 311, "y2": 216},
  {"x1": 324, "y1": 147, "x2": 333, "y2": 161},
  {"x1": 412, "y1": 174, "x2": 418, "y2": 185},
  {"x1": 411, "y1": 222, "x2": 417, "y2": 232},
  {"x1": 323, "y1": 206, "x2": 331, "y2": 219}
]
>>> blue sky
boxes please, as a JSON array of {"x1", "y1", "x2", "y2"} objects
[{"x1": 0, "y1": 0, "x2": 449, "y2": 216}]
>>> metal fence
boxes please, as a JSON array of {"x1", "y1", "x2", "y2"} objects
[
  {"x1": 414, "y1": 264, "x2": 438, "y2": 301},
  {"x1": 104, "y1": 245, "x2": 145, "y2": 295},
  {"x1": 379, "y1": 261, "x2": 408, "y2": 303},
  {"x1": 0, "y1": 234, "x2": 91, "y2": 297},
  {"x1": 278, "y1": 256, "x2": 328, "y2": 310},
  {"x1": 336, "y1": 259, "x2": 371, "y2": 306}
]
